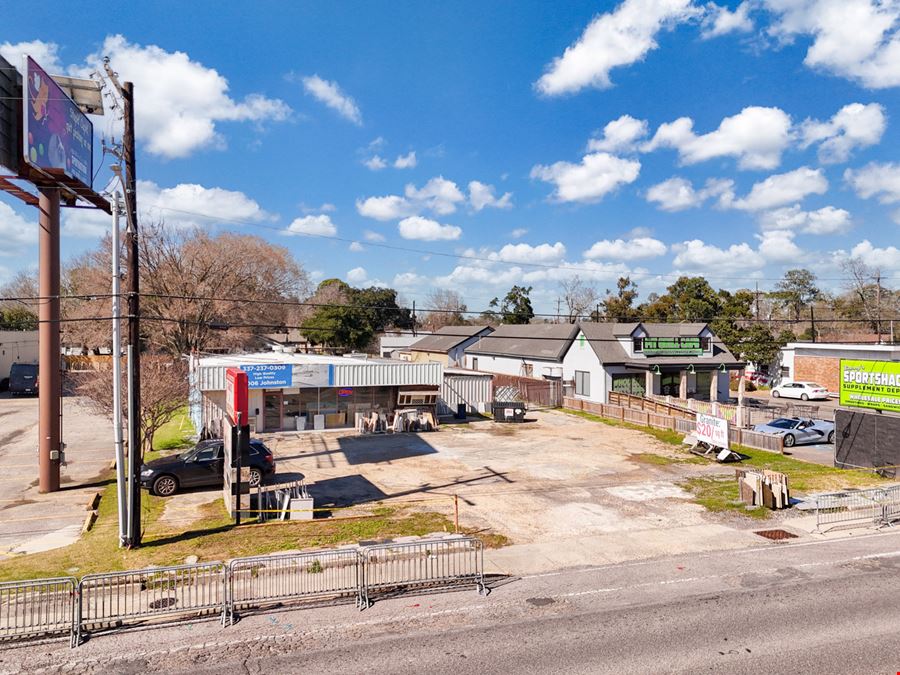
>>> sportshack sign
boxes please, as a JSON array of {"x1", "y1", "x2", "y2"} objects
[
  {"x1": 695, "y1": 413, "x2": 729, "y2": 449},
  {"x1": 840, "y1": 359, "x2": 900, "y2": 414}
]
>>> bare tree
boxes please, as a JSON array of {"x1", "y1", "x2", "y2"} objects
[
  {"x1": 420, "y1": 289, "x2": 468, "y2": 331},
  {"x1": 62, "y1": 222, "x2": 311, "y2": 355},
  {"x1": 74, "y1": 355, "x2": 188, "y2": 456},
  {"x1": 840, "y1": 257, "x2": 887, "y2": 338},
  {"x1": 560, "y1": 275, "x2": 598, "y2": 323}
]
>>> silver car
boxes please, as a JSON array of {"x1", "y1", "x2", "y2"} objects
[{"x1": 753, "y1": 417, "x2": 835, "y2": 447}]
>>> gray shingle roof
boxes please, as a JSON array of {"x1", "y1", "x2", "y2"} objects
[
  {"x1": 408, "y1": 325, "x2": 493, "y2": 353},
  {"x1": 466, "y1": 323, "x2": 579, "y2": 361}
]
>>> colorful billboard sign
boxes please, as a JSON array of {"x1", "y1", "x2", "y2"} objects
[
  {"x1": 642, "y1": 336, "x2": 703, "y2": 357},
  {"x1": 240, "y1": 364, "x2": 293, "y2": 389},
  {"x1": 695, "y1": 413, "x2": 729, "y2": 449},
  {"x1": 23, "y1": 56, "x2": 93, "y2": 186},
  {"x1": 840, "y1": 359, "x2": 900, "y2": 414}
]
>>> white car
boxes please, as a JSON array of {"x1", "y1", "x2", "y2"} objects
[{"x1": 771, "y1": 381, "x2": 830, "y2": 401}]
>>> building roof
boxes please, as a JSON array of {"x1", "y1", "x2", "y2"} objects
[
  {"x1": 408, "y1": 325, "x2": 493, "y2": 354},
  {"x1": 466, "y1": 323, "x2": 579, "y2": 361}
]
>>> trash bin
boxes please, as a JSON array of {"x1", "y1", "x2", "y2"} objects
[
  {"x1": 456, "y1": 403, "x2": 466, "y2": 420},
  {"x1": 491, "y1": 401, "x2": 526, "y2": 423}
]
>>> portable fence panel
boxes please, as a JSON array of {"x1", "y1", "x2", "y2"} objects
[
  {"x1": 77, "y1": 562, "x2": 226, "y2": 642},
  {"x1": 228, "y1": 549, "x2": 362, "y2": 620},
  {"x1": 815, "y1": 490, "x2": 881, "y2": 532},
  {"x1": 0, "y1": 577, "x2": 75, "y2": 644},
  {"x1": 360, "y1": 538, "x2": 484, "y2": 608}
]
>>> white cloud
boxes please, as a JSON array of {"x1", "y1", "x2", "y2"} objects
[
  {"x1": 800, "y1": 102, "x2": 886, "y2": 163},
  {"x1": 62, "y1": 208, "x2": 111, "y2": 238},
  {"x1": 138, "y1": 180, "x2": 271, "y2": 226},
  {"x1": 364, "y1": 155, "x2": 387, "y2": 171},
  {"x1": 756, "y1": 230, "x2": 804, "y2": 262},
  {"x1": 672, "y1": 239, "x2": 765, "y2": 270},
  {"x1": 510, "y1": 228, "x2": 528, "y2": 239},
  {"x1": 530, "y1": 152, "x2": 641, "y2": 203},
  {"x1": 645, "y1": 176, "x2": 734, "y2": 211},
  {"x1": 847, "y1": 240, "x2": 900, "y2": 269},
  {"x1": 349, "y1": 241, "x2": 364, "y2": 252},
  {"x1": 732, "y1": 166, "x2": 828, "y2": 211},
  {"x1": 356, "y1": 195, "x2": 416, "y2": 221},
  {"x1": 845, "y1": 162, "x2": 900, "y2": 203},
  {"x1": 0, "y1": 39, "x2": 62, "y2": 72},
  {"x1": 490, "y1": 242, "x2": 567, "y2": 263},
  {"x1": 0, "y1": 202, "x2": 37, "y2": 246},
  {"x1": 404, "y1": 177, "x2": 465, "y2": 215},
  {"x1": 758, "y1": 204, "x2": 852, "y2": 234},
  {"x1": 535, "y1": 0, "x2": 698, "y2": 95},
  {"x1": 584, "y1": 237, "x2": 667, "y2": 260},
  {"x1": 284, "y1": 214, "x2": 337, "y2": 237},
  {"x1": 300, "y1": 74, "x2": 362, "y2": 125},
  {"x1": 701, "y1": 2, "x2": 754, "y2": 39},
  {"x1": 394, "y1": 151, "x2": 417, "y2": 169},
  {"x1": 363, "y1": 229, "x2": 386, "y2": 242},
  {"x1": 587, "y1": 115, "x2": 649, "y2": 153},
  {"x1": 764, "y1": 0, "x2": 900, "y2": 89},
  {"x1": 347, "y1": 266, "x2": 368, "y2": 284},
  {"x1": 75, "y1": 36, "x2": 290, "y2": 159},
  {"x1": 644, "y1": 106, "x2": 793, "y2": 170},
  {"x1": 468, "y1": 181, "x2": 513, "y2": 211},
  {"x1": 397, "y1": 216, "x2": 462, "y2": 241}
]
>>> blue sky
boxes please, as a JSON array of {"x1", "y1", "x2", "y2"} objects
[{"x1": 3, "y1": 0, "x2": 900, "y2": 314}]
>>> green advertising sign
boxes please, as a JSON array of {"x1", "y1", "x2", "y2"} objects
[
  {"x1": 840, "y1": 359, "x2": 900, "y2": 413},
  {"x1": 642, "y1": 336, "x2": 703, "y2": 357}
]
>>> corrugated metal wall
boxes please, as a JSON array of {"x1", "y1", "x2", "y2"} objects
[
  {"x1": 196, "y1": 360, "x2": 442, "y2": 391},
  {"x1": 439, "y1": 374, "x2": 493, "y2": 415}
]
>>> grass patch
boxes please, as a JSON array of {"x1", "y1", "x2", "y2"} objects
[
  {"x1": 145, "y1": 406, "x2": 195, "y2": 462},
  {"x1": 630, "y1": 452, "x2": 706, "y2": 466},
  {"x1": 560, "y1": 408, "x2": 686, "y2": 447},
  {"x1": 0, "y1": 473, "x2": 504, "y2": 582},
  {"x1": 683, "y1": 477, "x2": 770, "y2": 520}
]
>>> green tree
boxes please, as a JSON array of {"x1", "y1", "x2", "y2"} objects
[
  {"x1": 738, "y1": 323, "x2": 782, "y2": 367},
  {"x1": 0, "y1": 306, "x2": 38, "y2": 330},
  {"x1": 488, "y1": 285, "x2": 534, "y2": 325},
  {"x1": 599, "y1": 277, "x2": 639, "y2": 322},
  {"x1": 773, "y1": 269, "x2": 820, "y2": 321}
]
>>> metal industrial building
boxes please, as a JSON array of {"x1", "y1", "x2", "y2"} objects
[
  {"x1": 778, "y1": 342, "x2": 900, "y2": 393},
  {"x1": 0, "y1": 330, "x2": 38, "y2": 385},
  {"x1": 190, "y1": 352, "x2": 442, "y2": 436}
]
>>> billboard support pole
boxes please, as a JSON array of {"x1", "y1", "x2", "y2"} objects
[
  {"x1": 38, "y1": 188, "x2": 61, "y2": 493},
  {"x1": 111, "y1": 194, "x2": 127, "y2": 546}
]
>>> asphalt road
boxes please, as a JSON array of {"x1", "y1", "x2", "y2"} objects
[{"x1": 12, "y1": 530, "x2": 900, "y2": 674}]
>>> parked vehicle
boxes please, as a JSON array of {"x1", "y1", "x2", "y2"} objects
[
  {"x1": 140, "y1": 438, "x2": 276, "y2": 497},
  {"x1": 770, "y1": 381, "x2": 830, "y2": 401},
  {"x1": 753, "y1": 417, "x2": 835, "y2": 447},
  {"x1": 8, "y1": 363, "x2": 38, "y2": 396}
]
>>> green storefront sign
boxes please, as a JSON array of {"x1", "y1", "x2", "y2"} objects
[
  {"x1": 642, "y1": 336, "x2": 703, "y2": 357},
  {"x1": 840, "y1": 359, "x2": 900, "y2": 413}
]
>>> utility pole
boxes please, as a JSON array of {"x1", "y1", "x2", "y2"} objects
[
  {"x1": 412, "y1": 300, "x2": 417, "y2": 337},
  {"x1": 810, "y1": 305, "x2": 816, "y2": 343},
  {"x1": 755, "y1": 282, "x2": 761, "y2": 319},
  {"x1": 556, "y1": 297, "x2": 561, "y2": 324},
  {"x1": 111, "y1": 194, "x2": 126, "y2": 546},
  {"x1": 105, "y1": 59, "x2": 142, "y2": 547},
  {"x1": 875, "y1": 271, "x2": 882, "y2": 344}
]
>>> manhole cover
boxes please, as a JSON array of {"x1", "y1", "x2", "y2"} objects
[
  {"x1": 149, "y1": 597, "x2": 177, "y2": 610},
  {"x1": 526, "y1": 597, "x2": 555, "y2": 607},
  {"x1": 754, "y1": 529, "x2": 798, "y2": 541}
]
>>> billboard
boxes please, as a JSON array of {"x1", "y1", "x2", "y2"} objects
[
  {"x1": 224, "y1": 368, "x2": 249, "y2": 424},
  {"x1": 23, "y1": 56, "x2": 93, "y2": 186},
  {"x1": 840, "y1": 359, "x2": 900, "y2": 414},
  {"x1": 0, "y1": 54, "x2": 20, "y2": 175},
  {"x1": 642, "y1": 336, "x2": 703, "y2": 357},
  {"x1": 695, "y1": 413, "x2": 729, "y2": 449}
]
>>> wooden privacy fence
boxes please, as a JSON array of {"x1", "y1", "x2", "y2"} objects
[
  {"x1": 563, "y1": 397, "x2": 784, "y2": 453},
  {"x1": 492, "y1": 374, "x2": 561, "y2": 408}
]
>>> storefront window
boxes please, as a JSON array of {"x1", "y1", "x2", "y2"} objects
[{"x1": 612, "y1": 375, "x2": 645, "y2": 397}]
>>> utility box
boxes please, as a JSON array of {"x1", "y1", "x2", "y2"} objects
[
  {"x1": 289, "y1": 497, "x2": 314, "y2": 521},
  {"x1": 491, "y1": 401, "x2": 526, "y2": 423}
]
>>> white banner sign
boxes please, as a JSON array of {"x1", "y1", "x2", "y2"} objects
[
  {"x1": 292, "y1": 364, "x2": 332, "y2": 387},
  {"x1": 696, "y1": 413, "x2": 729, "y2": 449}
]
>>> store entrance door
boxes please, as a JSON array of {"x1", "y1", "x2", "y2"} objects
[{"x1": 264, "y1": 391, "x2": 282, "y2": 431}]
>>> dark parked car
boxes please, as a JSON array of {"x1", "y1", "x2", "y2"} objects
[
  {"x1": 140, "y1": 439, "x2": 276, "y2": 497},
  {"x1": 9, "y1": 363, "x2": 38, "y2": 396}
]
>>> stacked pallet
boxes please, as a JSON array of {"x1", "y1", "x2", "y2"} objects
[{"x1": 736, "y1": 469, "x2": 790, "y2": 509}]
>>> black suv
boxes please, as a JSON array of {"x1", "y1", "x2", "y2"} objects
[{"x1": 140, "y1": 439, "x2": 276, "y2": 497}]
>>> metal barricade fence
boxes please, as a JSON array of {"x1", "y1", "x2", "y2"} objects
[
  {"x1": 0, "y1": 577, "x2": 76, "y2": 646},
  {"x1": 76, "y1": 562, "x2": 227, "y2": 644},
  {"x1": 815, "y1": 488, "x2": 886, "y2": 532},
  {"x1": 874, "y1": 485, "x2": 900, "y2": 528},
  {"x1": 227, "y1": 549, "x2": 362, "y2": 622},
  {"x1": 359, "y1": 537, "x2": 487, "y2": 609}
]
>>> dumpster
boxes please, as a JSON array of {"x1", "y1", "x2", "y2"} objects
[{"x1": 491, "y1": 401, "x2": 526, "y2": 423}]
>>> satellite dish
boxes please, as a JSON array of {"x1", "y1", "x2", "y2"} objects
[{"x1": 49, "y1": 74, "x2": 105, "y2": 116}]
